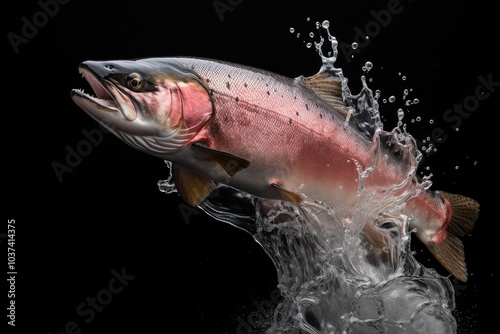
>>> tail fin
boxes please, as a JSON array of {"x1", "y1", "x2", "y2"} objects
[{"x1": 426, "y1": 191, "x2": 480, "y2": 282}]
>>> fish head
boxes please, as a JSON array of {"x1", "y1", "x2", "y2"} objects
[{"x1": 71, "y1": 58, "x2": 213, "y2": 156}]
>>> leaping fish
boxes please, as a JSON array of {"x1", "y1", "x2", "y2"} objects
[{"x1": 71, "y1": 57, "x2": 480, "y2": 282}]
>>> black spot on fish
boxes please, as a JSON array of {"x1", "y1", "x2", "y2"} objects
[
  {"x1": 288, "y1": 118, "x2": 292, "y2": 124},
  {"x1": 296, "y1": 112, "x2": 299, "y2": 116},
  {"x1": 206, "y1": 78, "x2": 211, "y2": 83},
  {"x1": 235, "y1": 96, "x2": 239, "y2": 102},
  {"x1": 228, "y1": 74, "x2": 231, "y2": 78},
  {"x1": 305, "y1": 104, "x2": 309, "y2": 110},
  {"x1": 267, "y1": 91, "x2": 270, "y2": 95},
  {"x1": 244, "y1": 82, "x2": 248, "y2": 88},
  {"x1": 320, "y1": 114, "x2": 323, "y2": 119},
  {"x1": 226, "y1": 82, "x2": 231, "y2": 90}
]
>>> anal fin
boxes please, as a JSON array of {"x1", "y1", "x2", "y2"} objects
[
  {"x1": 271, "y1": 183, "x2": 303, "y2": 204},
  {"x1": 172, "y1": 164, "x2": 216, "y2": 206}
]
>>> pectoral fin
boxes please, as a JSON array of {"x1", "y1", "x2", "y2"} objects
[
  {"x1": 172, "y1": 164, "x2": 216, "y2": 206},
  {"x1": 192, "y1": 143, "x2": 250, "y2": 176}
]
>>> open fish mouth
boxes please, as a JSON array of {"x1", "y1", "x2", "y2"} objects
[
  {"x1": 72, "y1": 67, "x2": 120, "y2": 112},
  {"x1": 71, "y1": 63, "x2": 138, "y2": 123}
]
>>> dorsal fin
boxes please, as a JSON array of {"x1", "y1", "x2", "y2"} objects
[
  {"x1": 298, "y1": 70, "x2": 381, "y2": 139},
  {"x1": 298, "y1": 71, "x2": 351, "y2": 118}
]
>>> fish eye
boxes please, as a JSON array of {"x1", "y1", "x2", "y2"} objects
[{"x1": 126, "y1": 73, "x2": 143, "y2": 91}]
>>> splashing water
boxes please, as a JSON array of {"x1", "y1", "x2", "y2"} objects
[{"x1": 160, "y1": 20, "x2": 457, "y2": 334}]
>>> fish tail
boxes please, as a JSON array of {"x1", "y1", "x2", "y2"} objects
[{"x1": 426, "y1": 191, "x2": 480, "y2": 282}]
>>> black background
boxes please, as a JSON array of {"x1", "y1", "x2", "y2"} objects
[{"x1": 3, "y1": 0, "x2": 497, "y2": 333}]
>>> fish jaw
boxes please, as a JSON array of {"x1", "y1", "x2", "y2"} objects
[{"x1": 71, "y1": 59, "x2": 214, "y2": 157}]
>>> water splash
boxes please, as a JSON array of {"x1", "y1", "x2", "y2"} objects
[
  {"x1": 195, "y1": 128, "x2": 455, "y2": 333},
  {"x1": 159, "y1": 20, "x2": 458, "y2": 334}
]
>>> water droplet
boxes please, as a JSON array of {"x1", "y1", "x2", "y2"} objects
[
  {"x1": 429, "y1": 119, "x2": 434, "y2": 124},
  {"x1": 455, "y1": 166, "x2": 460, "y2": 170},
  {"x1": 416, "y1": 116, "x2": 421, "y2": 122},
  {"x1": 389, "y1": 96, "x2": 396, "y2": 103},
  {"x1": 309, "y1": 32, "x2": 314, "y2": 38},
  {"x1": 397, "y1": 108, "x2": 404, "y2": 120},
  {"x1": 382, "y1": 98, "x2": 387, "y2": 103},
  {"x1": 351, "y1": 42, "x2": 358, "y2": 49},
  {"x1": 455, "y1": 127, "x2": 460, "y2": 132},
  {"x1": 290, "y1": 27, "x2": 295, "y2": 33},
  {"x1": 364, "y1": 61, "x2": 373, "y2": 72},
  {"x1": 306, "y1": 42, "x2": 312, "y2": 48},
  {"x1": 296, "y1": 32, "x2": 301, "y2": 38},
  {"x1": 322, "y1": 20, "x2": 330, "y2": 29},
  {"x1": 402, "y1": 76, "x2": 406, "y2": 80},
  {"x1": 306, "y1": 17, "x2": 310, "y2": 21},
  {"x1": 413, "y1": 98, "x2": 419, "y2": 104},
  {"x1": 473, "y1": 161, "x2": 478, "y2": 165},
  {"x1": 405, "y1": 100, "x2": 412, "y2": 106}
]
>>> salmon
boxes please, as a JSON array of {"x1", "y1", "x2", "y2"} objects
[{"x1": 71, "y1": 57, "x2": 480, "y2": 281}]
